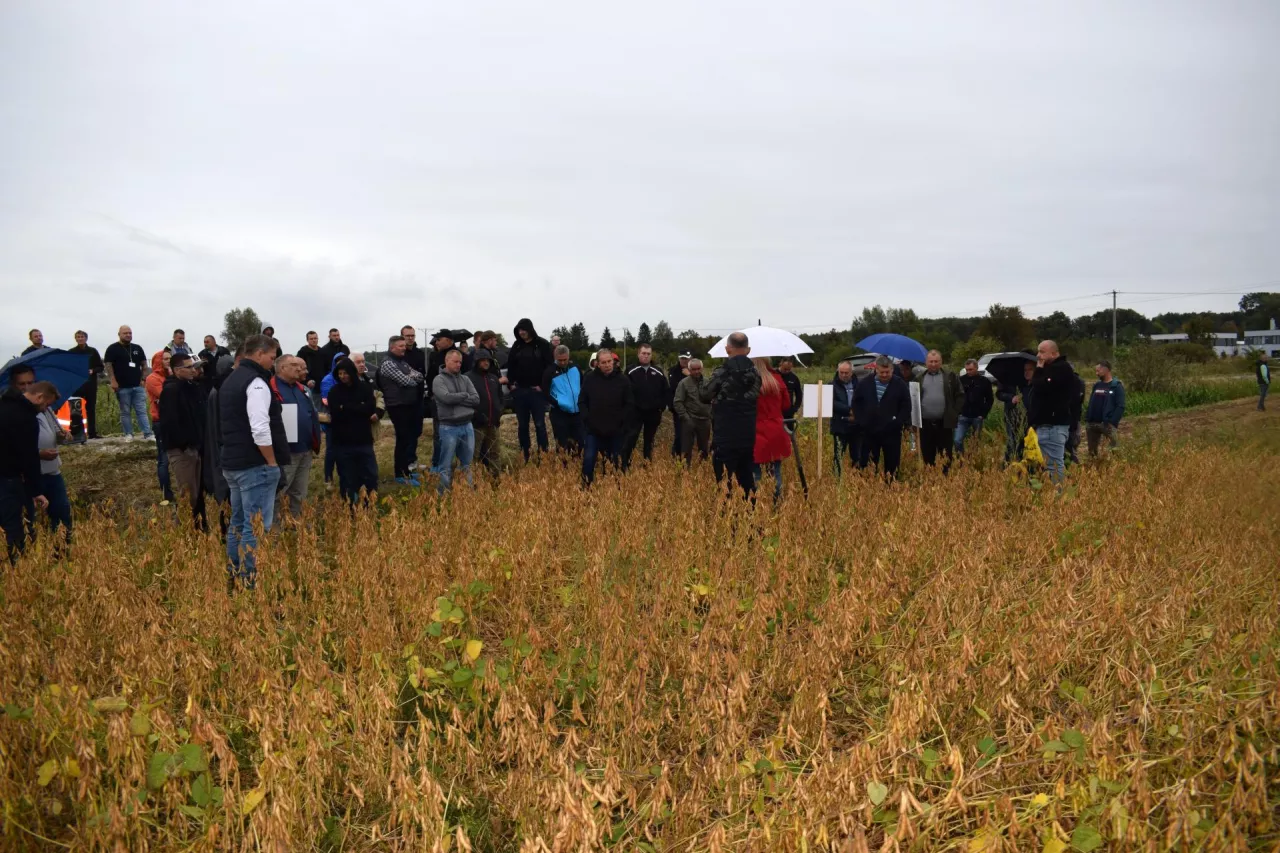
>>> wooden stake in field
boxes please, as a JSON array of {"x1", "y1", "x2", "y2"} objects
[{"x1": 817, "y1": 379, "x2": 823, "y2": 480}]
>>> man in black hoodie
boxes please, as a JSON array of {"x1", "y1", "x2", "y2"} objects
[
  {"x1": 624, "y1": 344, "x2": 668, "y2": 466},
  {"x1": 506, "y1": 318, "x2": 554, "y2": 461},
  {"x1": 0, "y1": 374, "x2": 55, "y2": 562},
  {"x1": 1029, "y1": 340, "x2": 1076, "y2": 484},
  {"x1": 700, "y1": 333, "x2": 761, "y2": 497},
  {"x1": 580, "y1": 350, "x2": 634, "y2": 485},
  {"x1": 467, "y1": 348, "x2": 504, "y2": 476}
]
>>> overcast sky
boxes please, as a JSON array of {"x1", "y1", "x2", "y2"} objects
[{"x1": 2, "y1": 0, "x2": 1277, "y2": 356}]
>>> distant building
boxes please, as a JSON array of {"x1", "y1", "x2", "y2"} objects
[
  {"x1": 1147, "y1": 332, "x2": 1242, "y2": 357},
  {"x1": 1243, "y1": 319, "x2": 1280, "y2": 357}
]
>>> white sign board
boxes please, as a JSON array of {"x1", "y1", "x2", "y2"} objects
[
  {"x1": 909, "y1": 382, "x2": 922, "y2": 429},
  {"x1": 282, "y1": 403, "x2": 299, "y2": 443},
  {"x1": 801, "y1": 384, "x2": 834, "y2": 419}
]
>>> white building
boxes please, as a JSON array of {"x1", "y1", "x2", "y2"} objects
[
  {"x1": 1243, "y1": 319, "x2": 1280, "y2": 357},
  {"x1": 1147, "y1": 332, "x2": 1242, "y2": 357}
]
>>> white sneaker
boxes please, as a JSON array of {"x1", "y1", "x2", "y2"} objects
[
  {"x1": 145, "y1": 435, "x2": 156, "y2": 441},
  {"x1": 125, "y1": 435, "x2": 135, "y2": 442}
]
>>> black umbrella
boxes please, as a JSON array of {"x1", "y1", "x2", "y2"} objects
[{"x1": 985, "y1": 351, "x2": 1036, "y2": 389}]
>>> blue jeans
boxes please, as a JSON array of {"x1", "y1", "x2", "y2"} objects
[
  {"x1": 1035, "y1": 424, "x2": 1069, "y2": 484},
  {"x1": 753, "y1": 460, "x2": 783, "y2": 500},
  {"x1": 115, "y1": 386, "x2": 153, "y2": 437},
  {"x1": 432, "y1": 423, "x2": 475, "y2": 494},
  {"x1": 40, "y1": 473, "x2": 72, "y2": 543},
  {"x1": 954, "y1": 416, "x2": 984, "y2": 454},
  {"x1": 512, "y1": 387, "x2": 549, "y2": 460},
  {"x1": 1260, "y1": 384, "x2": 1269, "y2": 411},
  {"x1": 224, "y1": 465, "x2": 280, "y2": 587},
  {"x1": 582, "y1": 433, "x2": 623, "y2": 485}
]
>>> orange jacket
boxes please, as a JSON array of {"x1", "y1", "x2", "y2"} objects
[{"x1": 145, "y1": 351, "x2": 169, "y2": 422}]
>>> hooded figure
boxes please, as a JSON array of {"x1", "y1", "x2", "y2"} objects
[
  {"x1": 145, "y1": 351, "x2": 175, "y2": 502},
  {"x1": 506, "y1": 318, "x2": 554, "y2": 460},
  {"x1": 260, "y1": 323, "x2": 283, "y2": 358},
  {"x1": 326, "y1": 357, "x2": 380, "y2": 503}
]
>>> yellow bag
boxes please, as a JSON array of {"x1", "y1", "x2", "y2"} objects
[{"x1": 1023, "y1": 427, "x2": 1045, "y2": 467}]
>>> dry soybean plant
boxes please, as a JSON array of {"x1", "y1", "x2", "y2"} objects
[{"x1": 1, "y1": 440, "x2": 1278, "y2": 852}]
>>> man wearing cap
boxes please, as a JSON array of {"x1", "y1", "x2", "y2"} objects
[{"x1": 668, "y1": 353, "x2": 691, "y2": 457}]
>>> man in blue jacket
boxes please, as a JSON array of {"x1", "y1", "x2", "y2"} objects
[
  {"x1": 543, "y1": 345, "x2": 585, "y2": 455},
  {"x1": 1085, "y1": 360, "x2": 1126, "y2": 458},
  {"x1": 853, "y1": 356, "x2": 912, "y2": 479}
]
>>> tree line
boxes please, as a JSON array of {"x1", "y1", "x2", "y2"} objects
[{"x1": 218, "y1": 291, "x2": 1278, "y2": 369}]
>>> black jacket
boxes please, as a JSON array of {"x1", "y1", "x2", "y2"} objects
[
  {"x1": 219, "y1": 361, "x2": 291, "y2": 471},
  {"x1": 780, "y1": 371, "x2": 803, "y2": 420},
  {"x1": 404, "y1": 344, "x2": 427, "y2": 401},
  {"x1": 852, "y1": 374, "x2": 911, "y2": 435},
  {"x1": 1028, "y1": 358, "x2": 1077, "y2": 427},
  {"x1": 959, "y1": 373, "x2": 995, "y2": 419},
  {"x1": 506, "y1": 319, "x2": 553, "y2": 389},
  {"x1": 467, "y1": 366, "x2": 504, "y2": 428},
  {"x1": 318, "y1": 340, "x2": 351, "y2": 370},
  {"x1": 831, "y1": 373, "x2": 859, "y2": 436},
  {"x1": 627, "y1": 363, "x2": 668, "y2": 412},
  {"x1": 700, "y1": 355, "x2": 760, "y2": 450},
  {"x1": 1069, "y1": 373, "x2": 1086, "y2": 426},
  {"x1": 580, "y1": 368, "x2": 634, "y2": 437},
  {"x1": 667, "y1": 365, "x2": 686, "y2": 410},
  {"x1": 158, "y1": 376, "x2": 207, "y2": 451},
  {"x1": 0, "y1": 393, "x2": 43, "y2": 498},
  {"x1": 296, "y1": 345, "x2": 330, "y2": 387},
  {"x1": 327, "y1": 362, "x2": 379, "y2": 446}
]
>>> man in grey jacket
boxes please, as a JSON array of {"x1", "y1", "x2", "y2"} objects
[
  {"x1": 672, "y1": 359, "x2": 711, "y2": 463},
  {"x1": 430, "y1": 349, "x2": 480, "y2": 494}
]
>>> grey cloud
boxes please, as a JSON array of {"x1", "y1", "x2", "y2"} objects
[{"x1": 1, "y1": 0, "x2": 1278, "y2": 351}]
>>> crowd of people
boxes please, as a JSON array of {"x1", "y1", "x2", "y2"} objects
[{"x1": 5, "y1": 315, "x2": 1151, "y2": 578}]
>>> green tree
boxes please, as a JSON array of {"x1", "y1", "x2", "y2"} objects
[
  {"x1": 1181, "y1": 315, "x2": 1215, "y2": 347},
  {"x1": 636, "y1": 323, "x2": 652, "y2": 345},
  {"x1": 551, "y1": 325, "x2": 572, "y2": 345},
  {"x1": 850, "y1": 306, "x2": 889, "y2": 340},
  {"x1": 599, "y1": 327, "x2": 617, "y2": 350},
  {"x1": 952, "y1": 335, "x2": 1005, "y2": 366},
  {"x1": 222, "y1": 307, "x2": 262, "y2": 353},
  {"x1": 651, "y1": 321, "x2": 674, "y2": 352},
  {"x1": 1034, "y1": 311, "x2": 1073, "y2": 343},
  {"x1": 886, "y1": 308, "x2": 923, "y2": 339},
  {"x1": 567, "y1": 322, "x2": 592, "y2": 351},
  {"x1": 623, "y1": 329, "x2": 636, "y2": 347},
  {"x1": 977, "y1": 304, "x2": 1035, "y2": 351}
]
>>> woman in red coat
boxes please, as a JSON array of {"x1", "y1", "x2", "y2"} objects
[{"x1": 753, "y1": 358, "x2": 792, "y2": 500}]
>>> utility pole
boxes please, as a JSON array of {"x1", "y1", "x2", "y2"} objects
[{"x1": 1112, "y1": 290, "x2": 1118, "y2": 351}]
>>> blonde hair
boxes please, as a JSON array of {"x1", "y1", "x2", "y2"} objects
[{"x1": 753, "y1": 357, "x2": 780, "y2": 396}]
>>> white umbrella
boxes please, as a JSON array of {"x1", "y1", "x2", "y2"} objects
[{"x1": 708, "y1": 325, "x2": 814, "y2": 359}]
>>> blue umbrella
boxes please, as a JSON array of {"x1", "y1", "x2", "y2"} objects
[
  {"x1": 854, "y1": 333, "x2": 928, "y2": 363},
  {"x1": 0, "y1": 348, "x2": 91, "y2": 402}
]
